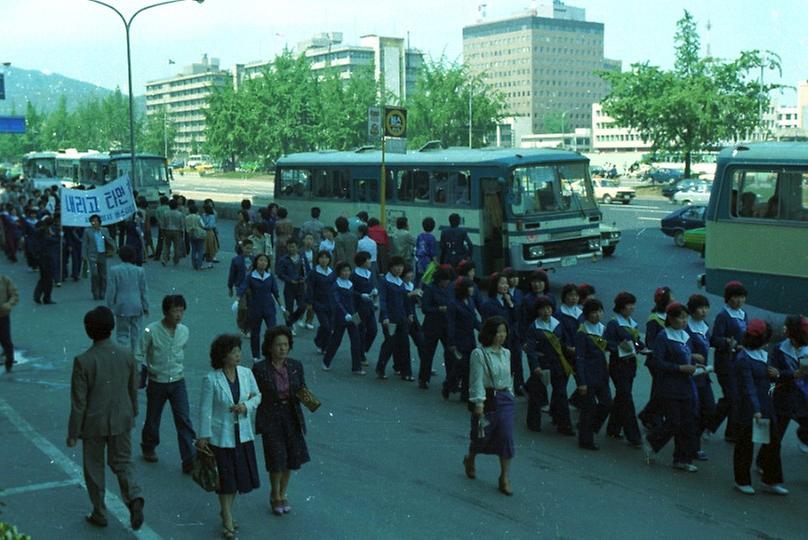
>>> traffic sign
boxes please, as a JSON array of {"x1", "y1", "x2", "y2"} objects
[
  {"x1": 368, "y1": 106, "x2": 381, "y2": 141},
  {"x1": 384, "y1": 106, "x2": 407, "y2": 138},
  {"x1": 0, "y1": 116, "x2": 25, "y2": 134}
]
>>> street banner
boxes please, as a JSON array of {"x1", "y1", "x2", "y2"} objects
[
  {"x1": 60, "y1": 174, "x2": 136, "y2": 226},
  {"x1": 368, "y1": 106, "x2": 381, "y2": 142}
]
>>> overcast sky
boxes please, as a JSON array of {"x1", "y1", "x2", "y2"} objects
[{"x1": 2, "y1": 0, "x2": 805, "y2": 104}]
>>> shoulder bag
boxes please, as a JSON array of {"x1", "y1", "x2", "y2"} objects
[
  {"x1": 295, "y1": 387, "x2": 321, "y2": 413},
  {"x1": 191, "y1": 445, "x2": 220, "y2": 493}
]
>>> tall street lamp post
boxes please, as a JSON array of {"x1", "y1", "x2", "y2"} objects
[{"x1": 88, "y1": 0, "x2": 204, "y2": 183}]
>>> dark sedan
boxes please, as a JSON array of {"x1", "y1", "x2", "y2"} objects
[
  {"x1": 660, "y1": 205, "x2": 706, "y2": 246},
  {"x1": 661, "y1": 178, "x2": 708, "y2": 199},
  {"x1": 644, "y1": 168, "x2": 684, "y2": 184}
]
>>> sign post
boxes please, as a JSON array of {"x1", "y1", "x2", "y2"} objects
[{"x1": 380, "y1": 106, "x2": 407, "y2": 229}]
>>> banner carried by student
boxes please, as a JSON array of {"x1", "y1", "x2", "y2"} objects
[{"x1": 60, "y1": 175, "x2": 137, "y2": 226}]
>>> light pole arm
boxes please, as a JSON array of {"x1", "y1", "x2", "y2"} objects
[{"x1": 129, "y1": 0, "x2": 188, "y2": 26}]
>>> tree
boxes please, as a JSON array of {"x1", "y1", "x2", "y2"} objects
[
  {"x1": 140, "y1": 106, "x2": 178, "y2": 157},
  {"x1": 205, "y1": 83, "x2": 251, "y2": 167},
  {"x1": 316, "y1": 65, "x2": 379, "y2": 150},
  {"x1": 406, "y1": 57, "x2": 505, "y2": 148},
  {"x1": 600, "y1": 10, "x2": 780, "y2": 177}
]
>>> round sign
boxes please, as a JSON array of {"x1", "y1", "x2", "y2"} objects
[{"x1": 384, "y1": 109, "x2": 407, "y2": 137}]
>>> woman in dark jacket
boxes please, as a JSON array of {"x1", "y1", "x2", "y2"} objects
[
  {"x1": 444, "y1": 277, "x2": 481, "y2": 402},
  {"x1": 253, "y1": 326, "x2": 311, "y2": 516},
  {"x1": 237, "y1": 253, "x2": 283, "y2": 362}
]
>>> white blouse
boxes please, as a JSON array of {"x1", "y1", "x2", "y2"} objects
[{"x1": 469, "y1": 346, "x2": 513, "y2": 404}]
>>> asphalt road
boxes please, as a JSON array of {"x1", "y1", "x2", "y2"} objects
[{"x1": 1, "y1": 207, "x2": 804, "y2": 540}]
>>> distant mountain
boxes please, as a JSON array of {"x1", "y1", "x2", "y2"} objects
[{"x1": 0, "y1": 66, "x2": 145, "y2": 116}]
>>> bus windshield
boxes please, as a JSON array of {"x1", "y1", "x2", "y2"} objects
[
  {"x1": 509, "y1": 162, "x2": 596, "y2": 216},
  {"x1": 113, "y1": 158, "x2": 170, "y2": 188},
  {"x1": 26, "y1": 158, "x2": 56, "y2": 178}
]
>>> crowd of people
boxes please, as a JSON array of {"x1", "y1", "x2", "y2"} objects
[{"x1": 2, "y1": 177, "x2": 807, "y2": 534}]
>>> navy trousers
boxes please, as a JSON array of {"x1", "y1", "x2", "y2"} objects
[{"x1": 141, "y1": 380, "x2": 196, "y2": 466}]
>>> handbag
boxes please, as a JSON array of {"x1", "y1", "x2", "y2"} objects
[
  {"x1": 295, "y1": 387, "x2": 321, "y2": 412},
  {"x1": 467, "y1": 348, "x2": 498, "y2": 414},
  {"x1": 191, "y1": 446, "x2": 220, "y2": 493}
]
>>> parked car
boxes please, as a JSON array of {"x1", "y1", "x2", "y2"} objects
[
  {"x1": 660, "y1": 205, "x2": 706, "y2": 246},
  {"x1": 599, "y1": 223, "x2": 621, "y2": 257},
  {"x1": 644, "y1": 168, "x2": 684, "y2": 184},
  {"x1": 661, "y1": 177, "x2": 708, "y2": 199},
  {"x1": 672, "y1": 183, "x2": 712, "y2": 205},
  {"x1": 593, "y1": 178, "x2": 635, "y2": 205}
]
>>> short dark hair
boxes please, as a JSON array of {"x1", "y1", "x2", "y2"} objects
[
  {"x1": 388, "y1": 255, "x2": 405, "y2": 268},
  {"x1": 188, "y1": 204, "x2": 198, "y2": 214},
  {"x1": 262, "y1": 325, "x2": 294, "y2": 359},
  {"x1": 582, "y1": 298, "x2": 604, "y2": 317},
  {"x1": 434, "y1": 266, "x2": 453, "y2": 284},
  {"x1": 724, "y1": 281, "x2": 748, "y2": 302},
  {"x1": 784, "y1": 314, "x2": 808, "y2": 347},
  {"x1": 162, "y1": 294, "x2": 187, "y2": 315},
  {"x1": 254, "y1": 253, "x2": 271, "y2": 268},
  {"x1": 664, "y1": 302, "x2": 688, "y2": 324},
  {"x1": 322, "y1": 226, "x2": 336, "y2": 237},
  {"x1": 285, "y1": 238, "x2": 298, "y2": 247},
  {"x1": 613, "y1": 291, "x2": 636, "y2": 313},
  {"x1": 316, "y1": 249, "x2": 332, "y2": 264},
  {"x1": 311, "y1": 207, "x2": 321, "y2": 218},
  {"x1": 653, "y1": 287, "x2": 672, "y2": 313},
  {"x1": 89, "y1": 214, "x2": 101, "y2": 224},
  {"x1": 368, "y1": 217, "x2": 380, "y2": 227},
  {"x1": 241, "y1": 199, "x2": 252, "y2": 210},
  {"x1": 335, "y1": 261, "x2": 351, "y2": 274},
  {"x1": 686, "y1": 294, "x2": 710, "y2": 313},
  {"x1": 578, "y1": 283, "x2": 596, "y2": 303},
  {"x1": 354, "y1": 251, "x2": 370, "y2": 267},
  {"x1": 479, "y1": 316, "x2": 509, "y2": 347},
  {"x1": 396, "y1": 216, "x2": 408, "y2": 230},
  {"x1": 449, "y1": 213, "x2": 461, "y2": 227},
  {"x1": 422, "y1": 217, "x2": 435, "y2": 232},
  {"x1": 486, "y1": 273, "x2": 507, "y2": 298},
  {"x1": 457, "y1": 259, "x2": 475, "y2": 276},
  {"x1": 356, "y1": 211, "x2": 368, "y2": 221},
  {"x1": 241, "y1": 238, "x2": 253, "y2": 247},
  {"x1": 119, "y1": 244, "x2": 136, "y2": 264},
  {"x1": 168, "y1": 199, "x2": 178, "y2": 210},
  {"x1": 84, "y1": 306, "x2": 115, "y2": 341},
  {"x1": 455, "y1": 277, "x2": 473, "y2": 299},
  {"x1": 209, "y1": 334, "x2": 242, "y2": 370},
  {"x1": 239, "y1": 209, "x2": 250, "y2": 223},
  {"x1": 357, "y1": 224, "x2": 369, "y2": 237},
  {"x1": 335, "y1": 216, "x2": 349, "y2": 233},
  {"x1": 278, "y1": 207, "x2": 288, "y2": 219},
  {"x1": 527, "y1": 269, "x2": 549, "y2": 293}
]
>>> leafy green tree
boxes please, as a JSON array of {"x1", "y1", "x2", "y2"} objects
[
  {"x1": 600, "y1": 10, "x2": 780, "y2": 177},
  {"x1": 140, "y1": 106, "x2": 178, "y2": 157},
  {"x1": 205, "y1": 82, "x2": 254, "y2": 167},
  {"x1": 317, "y1": 65, "x2": 379, "y2": 150},
  {"x1": 406, "y1": 57, "x2": 505, "y2": 148},
  {"x1": 41, "y1": 95, "x2": 72, "y2": 150}
]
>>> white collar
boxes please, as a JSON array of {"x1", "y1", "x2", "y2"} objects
[
  {"x1": 724, "y1": 305, "x2": 746, "y2": 320},
  {"x1": 687, "y1": 318, "x2": 709, "y2": 335},
  {"x1": 496, "y1": 293, "x2": 506, "y2": 305},
  {"x1": 583, "y1": 321, "x2": 605, "y2": 336},
  {"x1": 779, "y1": 340, "x2": 808, "y2": 361},
  {"x1": 652, "y1": 311, "x2": 667, "y2": 321},
  {"x1": 509, "y1": 287, "x2": 517, "y2": 296},
  {"x1": 403, "y1": 282, "x2": 414, "y2": 291},
  {"x1": 250, "y1": 269, "x2": 271, "y2": 281},
  {"x1": 616, "y1": 314, "x2": 638, "y2": 328},
  {"x1": 354, "y1": 267, "x2": 371, "y2": 279},
  {"x1": 534, "y1": 317, "x2": 560, "y2": 332},
  {"x1": 744, "y1": 347, "x2": 768, "y2": 363},
  {"x1": 560, "y1": 304, "x2": 582, "y2": 319},
  {"x1": 321, "y1": 238, "x2": 334, "y2": 247},
  {"x1": 336, "y1": 278, "x2": 353, "y2": 289},
  {"x1": 385, "y1": 273, "x2": 403, "y2": 286},
  {"x1": 316, "y1": 266, "x2": 333, "y2": 276},
  {"x1": 664, "y1": 327, "x2": 690, "y2": 344}
]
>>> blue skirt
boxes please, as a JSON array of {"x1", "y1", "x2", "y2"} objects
[
  {"x1": 211, "y1": 429, "x2": 260, "y2": 495},
  {"x1": 469, "y1": 391, "x2": 515, "y2": 459}
]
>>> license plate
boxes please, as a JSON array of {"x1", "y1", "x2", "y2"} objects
[{"x1": 561, "y1": 256, "x2": 578, "y2": 267}]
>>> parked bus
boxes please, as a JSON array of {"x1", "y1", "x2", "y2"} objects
[
  {"x1": 275, "y1": 146, "x2": 604, "y2": 275},
  {"x1": 22, "y1": 150, "x2": 90, "y2": 191},
  {"x1": 703, "y1": 142, "x2": 808, "y2": 313},
  {"x1": 78, "y1": 151, "x2": 172, "y2": 205}
]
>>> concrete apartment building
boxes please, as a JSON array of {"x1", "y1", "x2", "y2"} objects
[
  {"x1": 463, "y1": 0, "x2": 620, "y2": 135},
  {"x1": 145, "y1": 54, "x2": 230, "y2": 155}
]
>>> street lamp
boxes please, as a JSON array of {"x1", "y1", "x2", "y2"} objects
[{"x1": 88, "y1": 0, "x2": 204, "y2": 183}]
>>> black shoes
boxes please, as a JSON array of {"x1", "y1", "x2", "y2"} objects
[
  {"x1": 579, "y1": 442, "x2": 600, "y2": 451},
  {"x1": 129, "y1": 498, "x2": 144, "y2": 530},
  {"x1": 85, "y1": 513, "x2": 108, "y2": 528},
  {"x1": 142, "y1": 451, "x2": 159, "y2": 463},
  {"x1": 418, "y1": 381, "x2": 429, "y2": 390}
]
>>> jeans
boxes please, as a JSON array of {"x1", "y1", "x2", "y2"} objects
[
  {"x1": 190, "y1": 237, "x2": 204, "y2": 270},
  {"x1": 89, "y1": 257, "x2": 108, "y2": 300},
  {"x1": 141, "y1": 379, "x2": 196, "y2": 466},
  {"x1": 249, "y1": 310, "x2": 276, "y2": 359}
]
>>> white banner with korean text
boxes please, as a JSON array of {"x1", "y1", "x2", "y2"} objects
[{"x1": 60, "y1": 175, "x2": 137, "y2": 227}]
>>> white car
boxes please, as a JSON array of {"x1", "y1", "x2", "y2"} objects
[
  {"x1": 592, "y1": 178, "x2": 636, "y2": 205},
  {"x1": 673, "y1": 184, "x2": 712, "y2": 205}
]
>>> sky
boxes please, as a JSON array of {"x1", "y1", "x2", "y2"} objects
[{"x1": 1, "y1": 0, "x2": 805, "y2": 104}]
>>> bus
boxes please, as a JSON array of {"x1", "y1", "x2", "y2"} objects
[
  {"x1": 703, "y1": 142, "x2": 808, "y2": 313},
  {"x1": 22, "y1": 150, "x2": 89, "y2": 191},
  {"x1": 78, "y1": 151, "x2": 172, "y2": 205},
  {"x1": 275, "y1": 146, "x2": 604, "y2": 275}
]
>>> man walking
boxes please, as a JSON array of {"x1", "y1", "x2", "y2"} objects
[
  {"x1": 161, "y1": 199, "x2": 185, "y2": 266},
  {"x1": 137, "y1": 295, "x2": 196, "y2": 473},
  {"x1": 67, "y1": 306, "x2": 144, "y2": 530},
  {"x1": 106, "y1": 245, "x2": 148, "y2": 352},
  {"x1": 82, "y1": 214, "x2": 115, "y2": 300},
  {"x1": 0, "y1": 273, "x2": 19, "y2": 372}
]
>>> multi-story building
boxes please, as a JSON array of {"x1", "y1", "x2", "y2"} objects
[
  {"x1": 463, "y1": 0, "x2": 620, "y2": 135},
  {"x1": 776, "y1": 106, "x2": 799, "y2": 129},
  {"x1": 145, "y1": 54, "x2": 229, "y2": 156},
  {"x1": 237, "y1": 33, "x2": 424, "y2": 102},
  {"x1": 590, "y1": 102, "x2": 651, "y2": 152}
]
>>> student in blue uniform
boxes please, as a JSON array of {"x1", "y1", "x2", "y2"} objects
[
  {"x1": 604, "y1": 292, "x2": 644, "y2": 447},
  {"x1": 419, "y1": 265, "x2": 456, "y2": 389},
  {"x1": 481, "y1": 273, "x2": 519, "y2": 391},
  {"x1": 709, "y1": 280, "x2": 749, "y2": 442},
  {"x1": 456, "y1": 260, "x2": 482, "y2": 313},
  {"x1": 276, "y1": 239, "x2": 306, "y2": 330},
  {"x1": 733, "y1": 320, "x2": 787, "y2": 495},
  {"x1": 305, "y1": 250, "x2": 336, "y2": 354},
  {"x1": 376, "y1": 256, "x2": 410, "y2": 380},
  {"x1": 638, "y1": 287, "x2": 673, "y2": 431},
  {"x1": 574, "y1": 298, "x2": 613, "y2": 450},
  {"x1": 237, "y1": 253, "x2": 283, "y2": 362},
  {"x1": 502, "y1": 268, "x2": 525, "y2": 395},
  {"x1": 444, "y1": 277, "x2": 481, "y2": 402},
  {"x1": 299, "y1": 233, "x2": 317, "y2": 330},
  {"x1": 761, "y1": 315, "x2": 808, "y2": 461},
  {"x1": 556, "y1": 284, "x2": 582, "y2": 408},
  {"x1": 351, "y1": 251, "x2": 378, "y2": 366},
  {"x1": 577, "y1": 283, "x2": 596, "y2": 306},
  {"x1": 524, "y1": 295, "x2": 574, "y2": 435},
  {"x1": 685, "y1": 294, "x2": 716, "y2": 461},
  {"x1": 322, "y1": 261, "x2": 364, "y2": 374},
  {"x1": 401, "y1": 267, "x2": 424, "y2": 382},
  {"x1": 643, "y1": 302, "x2": 699, "y2": 473},
  {"x1": 520, "y1": 270, "x2": 556, "y2": 337}
]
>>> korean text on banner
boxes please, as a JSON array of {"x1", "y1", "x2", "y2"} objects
[{"x1": 60, "y1": 175, "x2": 137, "y2": 227}]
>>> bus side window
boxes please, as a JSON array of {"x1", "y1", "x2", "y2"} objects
[
  {"x1": 332, "y1": 170, "x2": 350, "y2": 199},
  {"x1": 413, "y1": 170, "x2": 430, "y2": 202},
  {"x1": 280, "y1": 168, "x2": 310, "y2": 197},
  {"x1": 432, "y1": 172, "x2": 448, "y2": 205},
  {"x1": 451, "y1": 171, "x2": 471, "y2": 206},
  {"x1": 732, "y1": 170, "x2": 779, "y2": 219},
  {"x1": 396, "y1": 171, "x2": 413, "y2": 201}
]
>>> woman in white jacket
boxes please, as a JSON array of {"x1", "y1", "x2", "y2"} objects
[{"x1": 197, "y1": 335, "x2": 262, "y2": 539}]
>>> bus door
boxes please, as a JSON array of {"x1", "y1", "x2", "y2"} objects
[{"x1": 481, "y1": 177, "x2": 506, "y2": 273}]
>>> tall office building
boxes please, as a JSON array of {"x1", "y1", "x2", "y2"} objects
[
  {"x1": 463, "y1": 0, "x2": 620, "y2": 135},
  {"x1": 145, "y1": 54, "x2": 230, "y2": 155}
]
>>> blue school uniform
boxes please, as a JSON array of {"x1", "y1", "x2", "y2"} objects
[
  {"x1": 306, "y1": 265, "x2": 336, "y2": 351},
  {"x1": 769, "y1": 340, "x2": 808, "y2": 420},
  {"x1": 685, "y1": 318, "x2": 717, "y2": 449},
  {"x1": 555, "y1": 304, "x2": 582, "y2": 353},
  {"x1": 603, "y1": 315, "x2": 644, "y2": 444},
  {"x1": 524, "y1": 317, "x2": 573, "y2": 432},
  {"x1": 419, "y1": 281, "x2": 455, "y2": 384},
  {"x1": 710, "y1": 306, "x2": 748, "y2": 439},
  {"x1": 351, "y1": 267, "x2": 378, "y2": 356},
  {"x1": 227, "y1": 254, "x2": 252, "y2": 292},
  {"x1": 444, "y1": 296, "x2": 482, "y2": 400},
  {"x1": 638, "y1": 312, "x2": 667, "y2": 430},
  {"x1": 323, "y1": 278, "x2": 363, "y2": 372},
  {"x1": 375, "y1": 273, "x2": 410, "y2": 378},
  {"x1": 574, "y1": 322, "x2": 613, "y2": 447},
  {"x1": 277, "y1": 254, "x2": 306, "y2": 325},
  {"x1": 237, "y1": 269, "x2": 281, "y2": 359}
]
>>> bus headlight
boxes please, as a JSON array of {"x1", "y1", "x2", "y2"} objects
[
  {"x1": 588, "y1": 239, "x2": 601, "y2": 250},
  {"x1": 610, "y1": 232, "x2": 620, "y2": 239},
  {"x1": 528, "y1": 245, "x2": 545, "y2": 258}
]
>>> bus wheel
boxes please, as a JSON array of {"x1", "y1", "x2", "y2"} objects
[{"x1": 674, "y1": 230, "x2": 685, "y2": 247}]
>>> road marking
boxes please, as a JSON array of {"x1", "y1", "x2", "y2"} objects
[
  {"x1": 605, "y1": 204, "x2": 668, "y2": 210},
  {"x1": 0, "y1": 398, "x2": 161, "y2": 539},
  {"x1": 638, "y1": 217, "x2": 661, "y2": 221},
  {"x1": 2, "y1": 479, "x2": 81, "y2": 496}
]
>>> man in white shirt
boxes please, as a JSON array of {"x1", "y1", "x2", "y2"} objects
[
  {"x1": 357, "y1": 224, "x2": 378, "y2": 282},
  {"x1": 137, "y1": 295, "x2": 197, "y2": 473}
]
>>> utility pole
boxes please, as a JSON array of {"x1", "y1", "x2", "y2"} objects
[{"x1": 468, "y1": 82, "x2": 473, "y2": 148}]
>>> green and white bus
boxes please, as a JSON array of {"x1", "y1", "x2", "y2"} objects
[
  {"x1": 703, "y1": 143, "x2": 808, "y2": 313},
  {"x1": 275, "y1": 146, "x2": 605, "y2": 275},
  {"x1": 78, "y1": 151, "x2": 172, "y2": 205},
  {"x1": 22, "y1": 150, "x2": 90, "y2": 191}
]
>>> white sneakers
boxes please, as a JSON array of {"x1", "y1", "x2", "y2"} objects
[
  {"x1": 735, "y1": 484, "x2": 756, "y2": 495},
  {"x1": 760, "y1": 483, "x2": 789, "y2": 495},
  {"x1": 673, "y1": 462, "x2": 698, "y2": 473}
]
